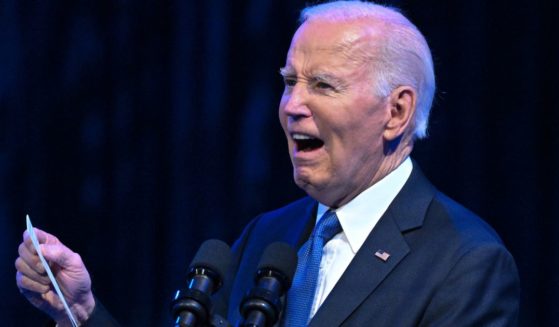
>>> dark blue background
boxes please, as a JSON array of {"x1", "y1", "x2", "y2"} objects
[{"x1": 1, "y1": 0, "x2": 557, "y2": 325}]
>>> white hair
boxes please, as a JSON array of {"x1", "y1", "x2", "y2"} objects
[{"x1": 300, "y1": 1, "x2": 436, "y2": 139}]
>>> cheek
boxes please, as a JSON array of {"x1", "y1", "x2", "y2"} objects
[
  {"x1": 278, "y1": 108, "x2": 287, "y2": 131},
  {"x1": 329, "y1": 118, "x2": 383, "y2": 165},
  {"x1": 278, "y1": 95, "x2": 289, "y2": 122}
]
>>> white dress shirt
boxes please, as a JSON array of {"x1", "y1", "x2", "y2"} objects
[{"x1": 309, "y1": 157, "x2": 413, "y2": 319}]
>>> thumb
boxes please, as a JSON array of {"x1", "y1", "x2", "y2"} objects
[{"x1": 40, "y1": 243, "x2": 78, "y2": 269}]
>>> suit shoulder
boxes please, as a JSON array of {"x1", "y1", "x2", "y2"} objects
[
  {"x1": 428, "y1": 191, "x2": 505, "y2": 247},
  {"x1": 233, "y1": 196, "x2": 316, "y2": 249},
  {"x1": 257, "y1": 196, "x2": 316, "y2": 222}
]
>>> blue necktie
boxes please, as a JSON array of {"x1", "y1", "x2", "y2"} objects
[{"x1": 283, "y1": 211, "x2": 342, "y2": 326}]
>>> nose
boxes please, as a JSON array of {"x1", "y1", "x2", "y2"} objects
[{"x1": 280, "y1": 84, "x2": 312, "y2": 119}]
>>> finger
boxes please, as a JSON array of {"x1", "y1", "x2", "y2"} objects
[
  {"x1": 22, "y1": 231, "x2": 38, "y2": 256},
  {"x1": 16, "y1": 271, "x2": 51, "y2": 294},
  {"x1": 23, "y1": 227, "x2": 60, "y2": 246},
  {"x1": 15, "y1": 257, "x2": 51, "y2": 285},
  {"x1": 18, "y1": 242, "x2": 45, "y2": 274}
]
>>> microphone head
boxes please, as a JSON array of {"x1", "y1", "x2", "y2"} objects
[
  {"x1": 189, "y1": 239, "x2": 232, "y2": 284},
  {"x1": 256, "y1": 242, "x2": 297, "y2": 289}
]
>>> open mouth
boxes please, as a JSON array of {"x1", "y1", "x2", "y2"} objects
[{"x1": 292, "y1": 133, "x2": 324, "y2": 152}]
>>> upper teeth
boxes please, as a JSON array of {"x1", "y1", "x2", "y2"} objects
[{"x1": 292, "y1": 133, "x2": 313, "y2": 140}]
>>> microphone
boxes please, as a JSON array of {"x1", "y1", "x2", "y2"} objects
[
  {"x1": 240, "y1": 242, "x2": 297, "y2": 327},
  {"x1": 171, "y1": 239, "x2": 232, "y2": 327}
]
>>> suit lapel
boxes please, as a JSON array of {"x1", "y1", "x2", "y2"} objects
[
  {"x1": 309, "y1": 209, "x2": 410, "y2": 326},
  {"x1": 309, "y1": 164, "x2": 436, "y2": 326}
]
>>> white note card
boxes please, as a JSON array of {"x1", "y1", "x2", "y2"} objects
[{"x1": 26, "y1": 215, "x2": 78, "y2": 327}]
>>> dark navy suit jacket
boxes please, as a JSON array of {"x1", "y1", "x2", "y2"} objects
[
  {"x1": 84, "y1": 165, "x2": 520, "y2": 326},
  {"x1": 218, "y1": 165, "x2": 520, "y2": 326}
]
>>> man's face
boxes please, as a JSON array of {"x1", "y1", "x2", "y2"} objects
[{"x1": 279, "y1": 19, "x2": 392, "y2": 208}]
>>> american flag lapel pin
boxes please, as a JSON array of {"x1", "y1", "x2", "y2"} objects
[{"x1": 374, "y1": 250, "x2": 390, "y2": 262}]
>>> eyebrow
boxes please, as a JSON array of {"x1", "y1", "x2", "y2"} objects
[
  {"x1": 279, "y1": 66, "x2": 296, "y2": 77},
  {"x1": 279, "y1": 67, "x2": 344, "y2": 85},
  {"x1": 312, "y1": 72, "x2": 344, "y2": 85}
]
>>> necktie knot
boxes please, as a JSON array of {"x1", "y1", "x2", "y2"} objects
[{"x1": 313, "y1": 210, "x2": 342, "y2": 243}]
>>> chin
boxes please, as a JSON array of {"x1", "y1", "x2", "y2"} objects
[
  {"x1": 293, "y1": 173, "x2": 329, "y2": 203},
  {"x1": 294, "y1": 171, "x2": 315, "y2": 193},
  {"x1": 293, "y1": 173, "x2": 310, "y2": 191}
]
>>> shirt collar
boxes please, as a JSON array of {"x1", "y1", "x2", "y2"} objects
[{"x1": 316, "y1": 157, "x2": 413, "y2": 254}]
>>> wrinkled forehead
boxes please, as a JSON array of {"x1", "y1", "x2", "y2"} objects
[{"x1": 283, "y1": 19, "x2": 384, "y2": 73}]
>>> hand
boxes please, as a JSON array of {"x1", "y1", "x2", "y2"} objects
[{"x1": 15, "y1": 228, "x2": 95, "y2": 327}]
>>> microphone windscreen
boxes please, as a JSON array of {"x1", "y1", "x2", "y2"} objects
[
  {"x1": 257, "y1": 242, "x2": 297, "y2": 287},
  {"x1": 189, "y1": 239, "x2": 232, "y2": 282}
]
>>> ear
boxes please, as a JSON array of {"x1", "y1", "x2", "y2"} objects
[{"x1": 383, "y1": 86, "x2": 417, "y2": 141}]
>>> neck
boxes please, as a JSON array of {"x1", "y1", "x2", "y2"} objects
[
  {"x1": 328, "y1": 146, "x2": 413, "y2": 209},
  {"x1": 373, "y1": 131, "x2": 414, "y2": 181}
]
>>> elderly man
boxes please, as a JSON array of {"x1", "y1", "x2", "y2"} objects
[{"x1": 16, "y1": 1, "x2": 520, "y2": 326}]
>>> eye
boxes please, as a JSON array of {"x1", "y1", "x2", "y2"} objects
[
  {"x1": 315, "y1": 81, "x2": 333, "y2": 90},
  {"x1": 283, "y1": 77, "x2": 297, "y2": 87}
]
